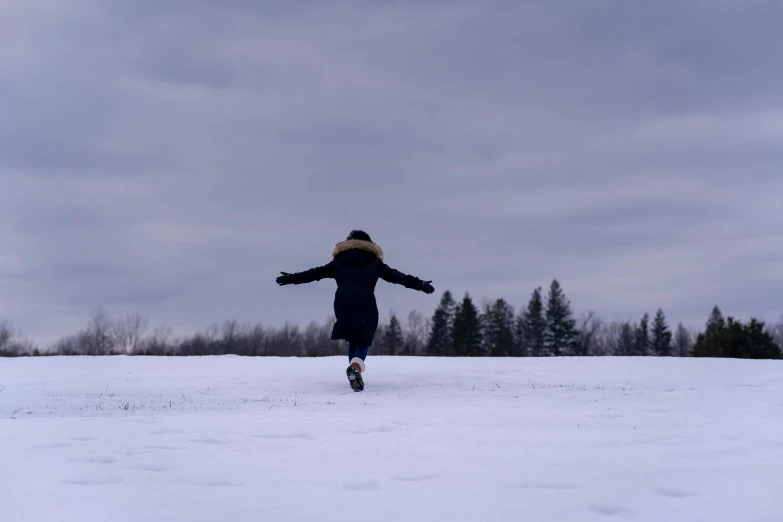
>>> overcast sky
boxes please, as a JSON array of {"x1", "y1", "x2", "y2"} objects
[{"x1": 2, "y1": 1, "x2": 782, "y2": 344}]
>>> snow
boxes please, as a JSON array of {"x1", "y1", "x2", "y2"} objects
[{"x1": 1, "y1": 355, "x2": 782, "y2": 522}]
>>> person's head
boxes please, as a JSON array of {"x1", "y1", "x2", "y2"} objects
[{"x1": 347, "y1": 230, "x2": 372, "y2": 242}]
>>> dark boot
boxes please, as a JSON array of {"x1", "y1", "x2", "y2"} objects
[{"x1": 346, "y1": 357, "x2": 365, "y2": 392}]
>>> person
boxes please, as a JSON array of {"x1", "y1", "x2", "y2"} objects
[{"x1": 276, "y1": 230, "x2": 434, "y2": 391}]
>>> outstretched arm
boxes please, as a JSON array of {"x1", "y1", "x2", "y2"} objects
[
  {"x1": 378, "y1": 262, "x2": 434, "y2": 293},
  {"x1": 277, "y1": 261, "x2": 335, "y2": 286}
]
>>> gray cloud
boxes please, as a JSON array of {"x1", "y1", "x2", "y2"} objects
[{"x1": 2, "y1": 1, "x2": 782, "y2": 343}]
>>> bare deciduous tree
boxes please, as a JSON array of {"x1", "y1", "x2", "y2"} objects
[
  {"x1": 0, "y1": 321, "x2": 35, "y2": 356},
  {"x1": 402, "y1": 310, "x2": 428, "y2": 356},
  {"x1": 222, "y1": 320, "x2": 240, "y2": 354},
  {"x1": 770, "y1": 315, "x2": 783, "y2": 349},
  {"x1": 596, "y1": 321, "x2": 622, "y2": 356},
  {"x1": 673, "y1": 322, "x2": 694, "y2": 357},
  {"x1": 245, "y1": 324, "x2": 267, "y2": 356},
  {"x1": 5, "y1": 283, "x2": 779, "y2": 359},
  {"x1": 302, "y1": 320, "x2": 334, "y2": 357},
  {"x1": 139, "y1": 325, "x2": 174, "y2": 355},
  {"x1": 84, "y1": 307, "x2": 115, "y2": 355},
  {"x1": 0, "y1": 321, "x2": 12, "y2": 353},
  {"x1": 574, "y1": 311, "x2": 604, "y2": 356},
  {"x1": 112, "y1": 313, "x2": 149, "y2": 354}
]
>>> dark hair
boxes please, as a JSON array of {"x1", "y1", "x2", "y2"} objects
[{"x1": 347, "y1": 230, "x2": 372, "y2": 242}]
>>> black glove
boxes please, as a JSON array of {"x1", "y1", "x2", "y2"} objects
[
  {"x1": 421, "y1": 280, "x2": 435, "y2": 294},
  {"x1": 276, "y1": 272, "x2": 294, "y2": 286}
]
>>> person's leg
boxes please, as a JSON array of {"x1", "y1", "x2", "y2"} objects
[
  {"x1": 348, "y1": 341, "x2": 367, "y2": 367},
  {"x1": 346, "y1": 342, "x2": 366, "y2": 391},
  {"x1": 353, "y1": 344, "x2": 369, "y2": 361}
]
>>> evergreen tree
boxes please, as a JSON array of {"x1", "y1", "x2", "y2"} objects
[
  {"x1": 452, "y1": 293, "x2": 482, "y2": 357},
  {"x1": 426, "y1": 291, "x2": 456, "y2": 356},
  {"x1": 692, "y1": 306, "x2": 725, "y2": 357},
  {"x1": 452, "y1": 299, "x2": 463, "y2": 355},
  {"x1": 520, "y1": 287, "x2": 546, "y2": 357},
  {"x1": 373, "y1": 323, "x2": 388, "y2": 355},
  {"x1": 650, "y1": 309, "x2": 672, "y2": 356},
  {"x1": 479, "y1": 301, "x2": 492, "y2": 356},
  {"x1": 381, "y1": 313, "x2": 404, "y2": 355},
  {"x1": 689, "y1": 307, "x2": 780, "y2": 359},
  {"x1": 544, "y1": 280, "x2": 577, "y2": 356},
  {"x1": 483, "y1": 298, "x2": 515, "y2": 357},
  {"x1": 616, "y1": 321, "x2": 636, "y2": 356},
  {"x1": 698, "y1": 316, "x2": 781, "y2": 359},
  {"x1": 514, "y1": 315, "x2": 528, "y2": 357},
  {"x1": 738, "y1": 319, "x2": 781, "y2": 359},
  {"x1": 633, "y1": 313, "x2": 650, "y2": 356},
  {"x1": 673, "y1": 322, "x2": 693, "y2": 357},
  {"x1": 719, "y1": 317, "x2": 743, "y2": 359},
  {"x1": 450, "y1": 301, "x2": 461, "y2": 356}
]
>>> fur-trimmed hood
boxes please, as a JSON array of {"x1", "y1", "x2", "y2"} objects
[{"x1": 332, "y1": 239, "x2": 384, "y2": 260}]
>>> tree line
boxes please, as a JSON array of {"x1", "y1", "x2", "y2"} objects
[
  {"x1": 415, "y1": 281, "x2": 781, "y2": 359},
  {"x1": 1, "y1": 279, "x2": 781, "y2": 359}
]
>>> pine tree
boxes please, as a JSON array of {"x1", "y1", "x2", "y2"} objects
[
  {"x1": 426, "y1": 291, "x2": 456, "y2": 356},
  {"x1": 452, "y1": 299, "x2": 463, "y2": 355},
  {"x1": 520, "y1": 287, "x2": 546, "y2": 357},
  {"x1": 616, "y1": 322, "x2": 635, "y2": 356},
  {"x1": 381, "y1": 313, "x2": 404, "y2": 356},
  {"x1": 544, "y1": 280, "x2": 577, "y2": 356},
  {"x1": 739, "y1": 319, "x2": 781, "y2": 359},
  {"x1": 698, "y1": 316, "x2": 781, "y2": 359},
  {"x1": 633, "y1": 313, "x2": 650, "y2": 356},
  {"x1": 483, "y1": 298, "x2": 515, "y2": 357},
  {"x1": 650, "y1": 309, "x2": 672, "y2": 356},
  {"x1": 692, "y1": 306, "x2": 725, "y2": 357},
  {"x1": 673, "y1": 322, "x2": 693, "y2": 357},
  {"x1": 479, "y1": 302, "x2": 492, "y2": 357},
  {"x1": 452, "y1": 293, "x2": 482, "y2": 357},
  {"x1": 514, "y1": 315, "x2": 528, "y2": 357}
]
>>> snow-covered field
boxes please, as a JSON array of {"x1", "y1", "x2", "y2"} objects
[{"x1": 1, "y1": 356, "x2": 782, "y2": 522}]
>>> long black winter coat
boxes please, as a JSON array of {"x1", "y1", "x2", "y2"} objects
[{"x1": 285, "y1": 239, "x2": 428, "y2": 347}]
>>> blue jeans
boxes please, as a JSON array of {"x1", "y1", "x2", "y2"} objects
[{"x1": 348, "y1": 342, "x2": 368, "y2": 362}]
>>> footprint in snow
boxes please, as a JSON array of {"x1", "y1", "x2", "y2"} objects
[
  {"x1": 141, "y1": 464, "x2": 171, "y2": 473},
  {"x1": 589, "y1": 504, "x2": 633, "y2": 517},
  {"x1": 656, "y1": 487, "x2": 697, "y2": 498},
  {"x1": 62, "y1": 475, "x2": 123, "y2": 486},
  {"x1": 71, "y1": 455, "x2": 117, "y2": 464},
  {"x1": 116, "y1": 450, "x2": 143, "y2": 457}
]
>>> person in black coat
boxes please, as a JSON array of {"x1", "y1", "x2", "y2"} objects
[{"x1": 276, "y1": 230, "x2": 434, "y2": 391}]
